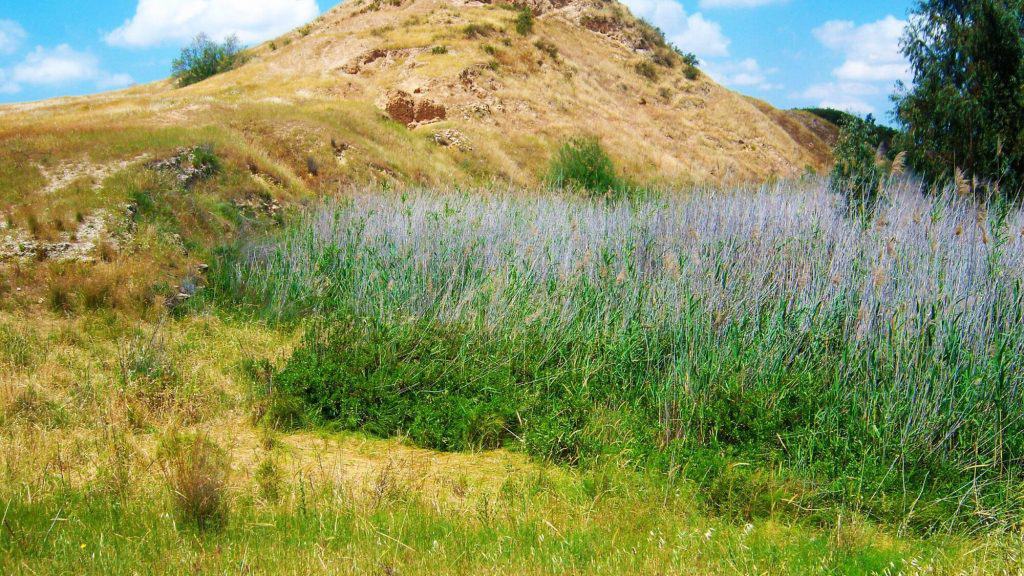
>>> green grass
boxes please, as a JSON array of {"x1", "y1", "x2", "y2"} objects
[{"x1": 2, "y1": 464, "x2": 994, "y2": 575}]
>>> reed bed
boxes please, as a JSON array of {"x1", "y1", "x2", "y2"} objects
[{"x1": 212, "y1": 180, "x2": 1024, "y2": 531}]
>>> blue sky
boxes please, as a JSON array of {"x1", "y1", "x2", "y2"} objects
[{"x1": 0, "y1": 0, "x2": 914, "y2": 121}]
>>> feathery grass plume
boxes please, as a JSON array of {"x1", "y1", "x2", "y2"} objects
[
  {"x1": 954, "y1": 168, "x2": 971, "y2": 197},
  {"x1": 890, "y1": 151, "x2": 907, "y2": 177}
]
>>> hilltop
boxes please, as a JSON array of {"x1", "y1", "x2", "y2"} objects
[{"x1": 1, "y1": 0, "x2": 833, "y2": 197}]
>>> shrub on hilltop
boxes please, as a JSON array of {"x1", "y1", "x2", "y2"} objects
[{"x1": 171, "y1": 33, "x2": 245, "y2": 87}]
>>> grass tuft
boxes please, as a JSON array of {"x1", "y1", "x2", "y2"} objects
[{"x1": 157, "y1": 431, "x2": 231, "y2": 531}]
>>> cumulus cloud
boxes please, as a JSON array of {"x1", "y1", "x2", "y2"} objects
[
  {"x1": 2, "y1": 45, "x2": 134, "y2": 94},
  {"x1": 0, "y1": 19, "x2": 27, "y2": 54},
  {"x1": 705, "y1": 58, "x2": 779, "y2": 90},
  {"x1": 621, "y1": 0, "x2": 730, "y2": 58},
  {"x1": 799, "y1": 81, "x2": 881, "y2": 115},
  {"x1": 699, "y1": 0, "x2": 785, "y2": 8},
  {"x1": 813, "y1": 16, "x2": 909, "y2": 84},
  {"x1": 13, "y1": 45, "x2": 102, "y2": 86},
  {"x1": 107, "y1": 0, "x2": 321, "y2": 48},
  {"x1": 798, "y1": 16, "x2": 910, "y2": 115}
]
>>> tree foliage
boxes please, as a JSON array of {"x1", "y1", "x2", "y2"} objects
[
  {"x1": 804, "y1": 108, "x2": 899, "y2": 158},
  {"x1": 830, "y1": 117, "x2": 887, "y2": 218},
  {"x1": 894, "y1": 0, "x2": 1024, "y2": 198},
  {"x1": 171, "y1": 34, "x2": 244, "y2": 87}
]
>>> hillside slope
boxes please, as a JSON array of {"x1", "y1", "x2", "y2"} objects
[{"x1": 1, "y1": 0, "x2": 833, "y2": 195}]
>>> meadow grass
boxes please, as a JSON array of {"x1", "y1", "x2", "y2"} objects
[
  {"x1": 210, "y1": 180, "x2": 1024, "y2": 533},
  {"x1": 3, "y1": 453, "x2": 1015, "y2": 576}
]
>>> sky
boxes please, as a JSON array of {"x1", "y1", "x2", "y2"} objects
[{"x1": 0, "y1": 0, "x2": 915, "y2": 121}]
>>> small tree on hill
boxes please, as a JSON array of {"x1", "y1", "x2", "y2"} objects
[
  {"x1": 172, "y1": 34, "x2": 244, "y2": 87},
  {"x1": 894, "y1": 0, "x2": 1024, "y2": 199}
]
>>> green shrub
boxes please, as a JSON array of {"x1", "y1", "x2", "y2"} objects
[
  {"x1": 547, "y1": 137, "x2": 622, "y2": 195},
  {"x1": 515, "y1": 7, "x2": 534, "y2": 36},
  {"x1": 171, "y1": 34, "x2": 245, "y2": 87},
  {"x1": 431, "y1": 45, "x2": 448, "y2": 55},
  {"x1": 190, "y1": 145, "x2": 221, "y2": 175},
  {"x1": 276, "y1": 318, "x2": 525, "y2": 453}
]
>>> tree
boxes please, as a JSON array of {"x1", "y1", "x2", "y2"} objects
[
  {"x1": 830, "y1": 117, "x2": 887, "y2": 219},
  {"x1": 171, "y1": 34, "x2": 244, "y2": 87},
  {"x1": 894, "y1": 0, "x2": 1024, "y2": 198}
]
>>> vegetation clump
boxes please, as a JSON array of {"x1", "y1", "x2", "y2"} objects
[
  {"x1": 171, "y1": 34, "x2": 245, "y2": 87},
  {"x1": 534, "y1": 39, "x2": 558, "y2": 59},
  {"x1": 634, "y1": 60, "x2": 658, "y2": 81},
  {"x1": 157, "y1": 432, "x2": 231, "y2": 531},
  {"x1": 514, "y1": 7, "x2": 534, "y2": 36},
  {"x1": 546, "y1": 137, "x2": 623, "y2": 195}
]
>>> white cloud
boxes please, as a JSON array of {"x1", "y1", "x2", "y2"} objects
[
  {"x1": 12, "y1": 45, "x2": 101, "y2": 86},
  {"x1": 699, "y1": 0, "x2": 784, "y2": 8},
  {"x1": 706, "y1": 58, "x2": 779, "y2": 90},
  {"x1": 0, "y1": 19, "x2": 27, "y2": 54},
  {"x1": 107, "y1": 0, "x2": 321, "y2": 48},
  {"x1": 799, "y1": 82, "x2": 881, "y2": 115},
  {"x1": 621, "y1": 0, "x2": 731, "y2": 58},
  {"x1": 3, "y1": 45, "x2": 134, "y2": 94},
  {"x1": 798, "y1": 16, "x2": 910, "y2": 115},
  {"x1": 97, "y1": 73, "x2": 136, "y2": 90},
  {"x1": 813, "y1": 16, "x2": 909, "y2": 84}
]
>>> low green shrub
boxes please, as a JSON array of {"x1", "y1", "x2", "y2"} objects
[
  {"x1": 635, "y1": 60, "x2": 658, "y2": 81},
  {"x1": 515, "y1": 7, "x2": 534, "y2": 36},
  {"x1": 546, "y1": 137, "x2": 623, "y2": 196}
]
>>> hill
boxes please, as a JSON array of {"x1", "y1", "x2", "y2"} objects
[{"x1": 1, "y1": 0, "x2": 833, "y2": 197}]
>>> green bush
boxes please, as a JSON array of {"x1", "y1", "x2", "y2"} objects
[
  {"x1": 171, "y1": 34, "x2": 244, "y2": 87},
  {"x1": 547, "y1": 137, "x2": 622, "y2": 196},
  {"x1": 515, "y1": 7, "x2": 534, "y2": 36}
]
